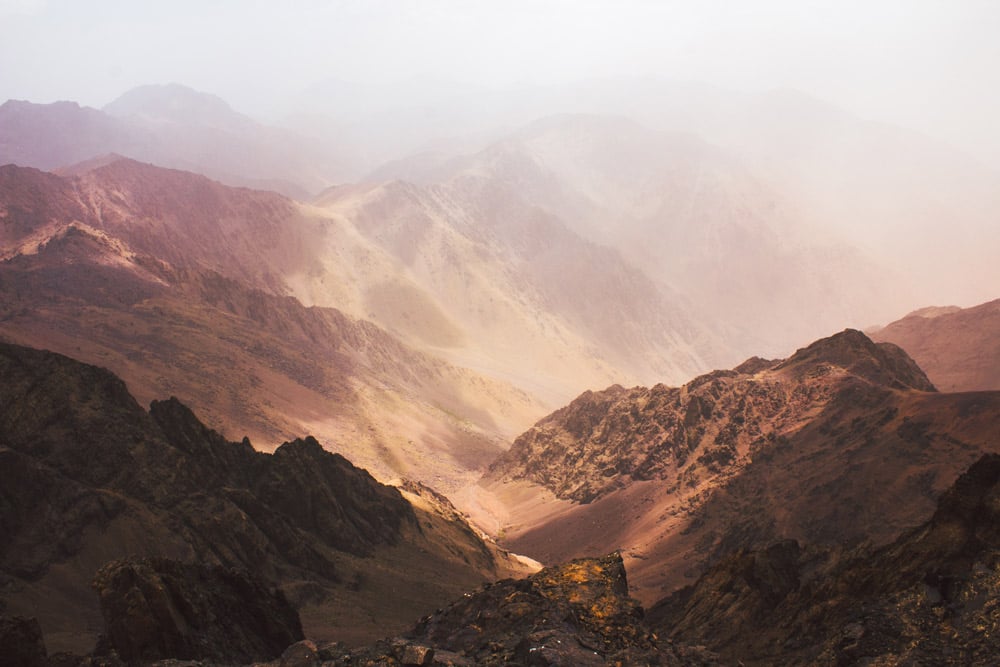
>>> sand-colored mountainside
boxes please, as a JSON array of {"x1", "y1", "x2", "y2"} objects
[
  {"x1": 871, "y1": 298, "x2": 1000, "y2": 392},
  {"x1": 309, "y1": 174, "x2": 724, "y2": 400},
  {"x1": 370, "y1": 113, "x2": 904, "y2": 359},
  {"x1": 0, "y1": 342, "x2": 534, "y2": 654},
  {"x1": 0, "y1": 161, "x2": 543, "y2": 491},
  {"x1": 479, "y1": 329, "x2": 1000, "y2": 604}
]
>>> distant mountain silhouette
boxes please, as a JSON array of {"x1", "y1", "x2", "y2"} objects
[{"x1": 0, "y1": 84, "x2": 351, "y2": 197}]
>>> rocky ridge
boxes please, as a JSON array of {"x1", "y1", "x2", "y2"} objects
[
  {"x1": 488, "y1": 329, "x2": 935, "y2": 503},
  {"x1": 0, "y1": 342, "x2": 519, "y2": 653}
]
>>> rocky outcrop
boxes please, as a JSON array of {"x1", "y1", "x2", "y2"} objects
[
  {"x1": 648, "y1": 453, "x2": 1000, "y2": 665},
  {"x1": 488, "y1": 328, "x2": 1000, "y2": 604},
  {"x1": 331, "y1": 553, "x2": 715, "y2": 666},
  {"x1": 92, "y1": 558, "x2": 302, "y2": 664},
  {"x1": 774, "y1": 327, "x2": 936, "y2": 391}
]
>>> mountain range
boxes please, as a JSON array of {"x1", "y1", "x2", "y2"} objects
[
  {"x1": 3, "y1": 78, "x2": 1000, "y2": 665},
  {"x1": 0, "y1": 84, "x2": 351, "y2": 199}
]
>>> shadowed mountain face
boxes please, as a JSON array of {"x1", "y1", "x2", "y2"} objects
[
  {"x1": 0, "y1": 342, "x2": 524, "y2": 654},
  {"x1": 483, "y1": 329, "x2": 1000, "y2": 603},
  {"x1": 92, "y1": 558, "x2": 304, "y2": 665},
  {"x1": 871, "y1": 298, "x2": 1000, "y2": 392},
  {"x1": 648, "y1": 453, "x2": 1000, "y2": 665}
]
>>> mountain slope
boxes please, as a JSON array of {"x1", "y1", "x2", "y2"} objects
[
  {"x1": 313, "y1": 168, "x2": 727, "y2": 398},
  {"x1": 0, "y1": 160, "x2": 542, "y2": 491},
  {"x1": 648, "y1": 452, "x2": 1000, "y2": 665},
  {"x1": 871, "y1": 298, "x2": 1000, "y2": 392},
  {"x1": 0, "y1": 342, "x2": 531, "y2": 654},
  {"x1": 374, "y1": 113, "x2": 903, "y2": 359},
  {"x1": 481, "y1": 329, "x2": 1000, "y2": 603}
]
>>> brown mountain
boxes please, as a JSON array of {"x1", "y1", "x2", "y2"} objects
[
  {"x1": 0, "y1": 159, "x2": 542, "y2": 492},
  {"x1": 871, "y1": 298, "x2": 1000, "y2": 392},
  {"x1": 648, "y1": 452, "x2": 1000, "y2": 665},
  {"x1": 0, "y1": 341, "x2": 531, "y2": 655},
  {"x1": 480, "y1": 329, "x2": 1000, "y2": 604}
]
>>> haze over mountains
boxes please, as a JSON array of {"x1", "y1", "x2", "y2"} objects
[{"x1": 4, "y1": 70, "x2": 1000, "y2": 664}]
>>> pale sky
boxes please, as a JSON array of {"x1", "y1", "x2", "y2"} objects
[{"x1": 2, "y1": 0, "x2": 998, "y2": 166}]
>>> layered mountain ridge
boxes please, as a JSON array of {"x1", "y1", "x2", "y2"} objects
[
  {"x1": 0, "y1": 84, "x2": 349, "y2": 197},
  {"x1": 0, "y1": 158, "x2": 548, "y2": 491}
]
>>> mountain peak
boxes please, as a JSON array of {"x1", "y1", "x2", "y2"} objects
[
  {"x1": 103, "y1": 83, "x2": 252, "y2": 129},
  {"x1": 776, "y1": 328, "x2": 936, "y2": 391}
]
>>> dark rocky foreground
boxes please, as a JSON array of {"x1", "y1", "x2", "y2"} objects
[
  {"x1": 92, "y1": 559, "x2": 303, "y2": 664},
  {"x1": 0, "y1": 341, "x2": 513, "y2": 655},
  {"x1": 120, "y1": 450, "x2": 991, "y2": 667}
]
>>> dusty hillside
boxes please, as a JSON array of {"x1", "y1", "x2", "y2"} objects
[
  {"x1": 0, "y1": 160, "x2": 544, "y2": 491},
  {"x1": 871, "y1": 298, "x2": 1000, "y2": 392},
  {"x1": 366, "y1": 113, "x2": 906, "y2": 359},
  {"x1": 310, "y1": 173, "x2": 726, "y2": 399}
]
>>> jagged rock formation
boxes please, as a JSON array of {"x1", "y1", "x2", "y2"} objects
[
  {"x1": 648, "y1": 453, "x2": 1000, "y2": 665},
  {"x1": 0, "y1": 342, "x2": 518, "y2": 653},
  {"x1": 92, "y1": 558, "x2": 303, "y2": 664},
  {"x1": 483, "y1": 329, "x2": 1000, "y2": 603},
  {"x1": 872, "y1": 298, "x2": 1000, "y2": 392}
]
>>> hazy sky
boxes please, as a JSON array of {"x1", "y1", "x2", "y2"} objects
[{"x1": 2, "y1": 0, "x2": 998, "y2": 165}]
